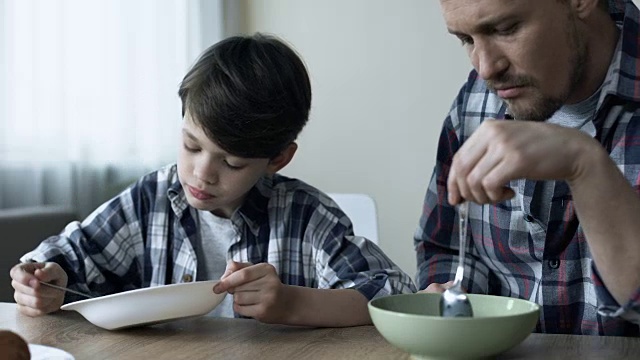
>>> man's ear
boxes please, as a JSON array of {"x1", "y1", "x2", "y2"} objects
[
  {"x1": 266, "y1": 143, "x2": 298, "y2": 174},
  {"x1": 571, "y1": 0, "x2": 601, "y2": 19}
]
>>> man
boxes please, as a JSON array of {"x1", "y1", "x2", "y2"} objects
[{"x1": 416, "y1": 0, "x2": 640, "y2": 335}]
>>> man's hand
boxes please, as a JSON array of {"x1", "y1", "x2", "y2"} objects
[
  {"x1": 447, "y1": 120, "x2": 597, "y2": 205},
  {"x1": 10, "y1": 262, "x2": 68, "y2": 316},
  {"x1": 419, "y1": 281, "x2": 455, "y2": 294},
  {"x1": 213, "y1": 261, "x2": 290, "y2": 323}
]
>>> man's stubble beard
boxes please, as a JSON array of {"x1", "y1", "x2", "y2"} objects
[{"x1": 500, "y1": 16, "x2": 587, "y2": 121}]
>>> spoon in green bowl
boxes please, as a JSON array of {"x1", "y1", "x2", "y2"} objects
[{"x1": 440, "y1": 201, "x2": 474, "y2": 317}]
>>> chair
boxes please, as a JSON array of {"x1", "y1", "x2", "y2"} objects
[
  {"x1": 0, "y1": 206, "x2": 77, "y2": 302},
  {"x1": 327, "y1": 193, "x2": 379, "y2": 244}
]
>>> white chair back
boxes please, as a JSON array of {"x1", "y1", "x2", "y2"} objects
[{"x1": 327, "y1": 193, "x2": 379, "y2": 244}]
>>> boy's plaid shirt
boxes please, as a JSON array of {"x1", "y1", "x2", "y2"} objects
[{"x1": 24, "y1": 164, "x2": 416, "y2": 307}]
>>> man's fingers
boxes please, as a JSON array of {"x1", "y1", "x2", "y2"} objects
[
  {"x1": 419, "y1": 281, "x2": 455, "y2": 294},
  {"x1": 447, "y1": 167, "x2": 463, "y2": 206}
]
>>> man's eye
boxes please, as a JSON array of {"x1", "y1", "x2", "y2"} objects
[
  {"x1": 496, "y1": 24, "x2": 518, "y2": 36},
  {"x1": 458, "y1": 35, "x2": 474, "y2": 46}
]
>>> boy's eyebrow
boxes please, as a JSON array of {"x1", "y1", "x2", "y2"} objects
[{"x1": 181, "y1": 128, "x2": 199, "y2": 142}]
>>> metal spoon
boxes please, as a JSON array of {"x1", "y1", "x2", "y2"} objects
[
  {"x1": 440, "y1": 201, "x2": 474, "y2": 317},
  {"x1": 38, "y1": 281, "x2": 94, "y2": 299},
  {"x1": 23, "y1": 259, "x2": 94, "y2": 299}
]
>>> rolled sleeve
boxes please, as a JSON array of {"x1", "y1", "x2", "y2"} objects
[
  {"x1": 317, "y1": 234, "x2": 416, "y2": 300},
  {"x1": 20, "y1": 190, "x2": 145, "y2": 302},
  {"x1": 593, "y1": 264, "x2": 640, "y2": 324}
]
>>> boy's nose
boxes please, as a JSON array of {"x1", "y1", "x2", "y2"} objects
[{"x1": 194, "y1": 165, "x2": 218, "y2": 185}]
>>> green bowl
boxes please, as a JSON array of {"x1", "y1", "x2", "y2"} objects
[{"x1": 368, "y1": 293, "x2": 540, "y2": 359}]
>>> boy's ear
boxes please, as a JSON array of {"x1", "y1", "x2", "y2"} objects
[{"x1": 266, "y1": 143, "x2": 298, "y2": 174}]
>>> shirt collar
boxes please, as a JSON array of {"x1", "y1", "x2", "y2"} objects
[
  {"x1": 167, "y1": 177, "x2": 191, "y2": 218},
  {"x1": 599, "y1": 0, "x2": 640, "y2": 105},
  {"x1": 233, "y1": 176, "x2": 271, "y2": 236},
  {"x1": 167, "y1": 173, "x2": 271, "y2": 236}
]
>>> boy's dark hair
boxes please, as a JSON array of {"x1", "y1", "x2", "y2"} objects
[{"x1": 178, "y1": 33, "x2": 312, "y2": 158}]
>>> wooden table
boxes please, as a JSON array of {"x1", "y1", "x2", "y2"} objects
[{"x1": 0, "y1": 303, "x2": 638, "y2": 359}]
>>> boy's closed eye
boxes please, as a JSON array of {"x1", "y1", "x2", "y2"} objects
[
  {"x1": 183, "y1": 142, "x2": 200, "y2": 153},
  {"x1": 223, "y1": 160, "x2": 244, "y2": 170},
  {"x1": 182, "y1": 140, "x2": 245, "y2": 170}
]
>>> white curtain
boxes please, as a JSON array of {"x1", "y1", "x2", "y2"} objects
[{"x1": 0, "y1": 0, "x2": 225, "y2": 216}]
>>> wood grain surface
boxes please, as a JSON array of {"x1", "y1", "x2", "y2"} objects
[{"x1": 0, "y1": 303, "x2": 638, "y2": 359}]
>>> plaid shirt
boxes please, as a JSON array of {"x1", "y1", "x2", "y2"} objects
[
  {"x1": 415, "y1": 0, "x2": 640, "y2": 336},
  {"x1": 23, "y1": 164, "x2": 415, "y2": 307}
]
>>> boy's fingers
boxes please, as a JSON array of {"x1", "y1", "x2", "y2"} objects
[
  {"x1": 33, "y1": 263, "x2": 66, "y2": 286},
  {"x1": 16, "y1": 304, "x2": 46, "y2": 317},
  {"x1": 219, "y1": 261, "x2": 253, "y2": 281},
  {"x1": 15, "y1": 295, "x2": 57, "y2": 317},
  {"x1": 11, "y1": 280, "x2": 36, "y2": 297},
  {"x1": 224, "y1": 261, "x2": 252, "y2": 274},
  {"x1": 10, "y1": 263, "x2": 43, "y2": 285},
  {"x1": 214, "y1": 265, "x2": 262, "y2": 293},
  {"x1": 12, "y1": 279, "x2": 62, "y2": 301},
  {"x1": 11, "y1": 262, "x2": 42, "y2": 277},
  {"x1": 221, "y1": 267, "x2": 236, "y2": 280},
  {"x1": 215, "y1": 274, "x2": 242, "y2": 294},
  {"x1": 34, "y1": 267, "x2": 56, "y2": 283}
]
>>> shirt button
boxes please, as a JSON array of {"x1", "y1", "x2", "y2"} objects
[
  {"x1": 548, "y1": 259, "x2": 560, "y2": 269},
  {"x1": 182, "y1": 274, "x2": 193, "y2": 282},
  {"x1": 524, "y1": 214, "x2": 534, "y2": 222},
  {"x1": 370, "y1": 273, "x2": 387, "y2": 281}
]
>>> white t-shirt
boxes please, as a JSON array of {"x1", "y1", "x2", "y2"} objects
[
  {"x1": 194, "y1": 209, "x2": 238, "y2": 318},
  {"x1": 532, "y1": 88, "x2": 600, "y2": 225}
]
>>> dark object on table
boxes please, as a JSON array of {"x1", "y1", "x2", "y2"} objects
[{"x1": 0, "y1": 330, "x2": 30, "y2": 360}]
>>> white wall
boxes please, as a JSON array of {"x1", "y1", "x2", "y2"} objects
[{"x1": 234, "y1": 0, "x2": 472, "y2": 281}]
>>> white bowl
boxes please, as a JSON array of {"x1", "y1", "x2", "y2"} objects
[
  {"x1": 60, "y1": 280, "x2": 226, "y2": 330},
  {"x1": 28, "y1": 344, "x2": 75, "y2": 360}
]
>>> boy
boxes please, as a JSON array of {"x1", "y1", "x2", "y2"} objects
[{"x1": 10, "y1": 33, "x2": 415, "y2": 327}]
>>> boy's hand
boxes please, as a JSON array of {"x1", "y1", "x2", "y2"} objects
[
  {"x1": 10, "y1": 262, "x2": 68, "y2": 316},
  {"x1": 213, "y1": 261, "x2": 290, "y2": 323}
]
